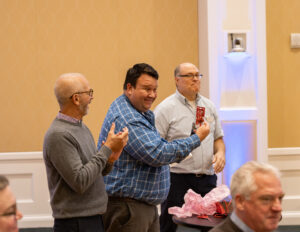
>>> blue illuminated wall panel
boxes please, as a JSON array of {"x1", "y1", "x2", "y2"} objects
[{"x1": 221, "y1": 120, "x2": 257, "y2": 186}]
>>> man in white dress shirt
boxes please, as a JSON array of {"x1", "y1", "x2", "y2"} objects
[{"x1": 154, "y1": 62, "x2": 225, "y2": 232}]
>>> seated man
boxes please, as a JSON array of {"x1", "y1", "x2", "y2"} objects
[
  {"x1": 209, "y1": 161, "x2": 284, "y2": 232},
  {"x1": 0, "y1": 175, "x2": 23, "y2": 232}
]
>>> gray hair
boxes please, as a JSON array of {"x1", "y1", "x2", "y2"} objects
[
  {"x1": 230, "y1": 161, "x2": 281, "y2": 206},
  {"x1": 0, "y1": 175, "x2": 9, "y2": 191},
  {"x1": 174, "y1": 64, "x2": 181, "y2": 77},
  {"x1": 54, "y1": 73, "x2": 85, "y2": 108}
]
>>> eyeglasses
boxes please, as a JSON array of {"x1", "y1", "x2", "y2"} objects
[
  {"x1": 0, "y1": 211, "x2": 17, "y2": 217},
  {"x1": 70, "y1": 89, "x2": 93, "y2": 99},
  {"x1": 0, "y1": 205, "x2": 17, "y2": 217},
  {"x1": 177, "y1": 74, "x2": 203, "y2": 79}
]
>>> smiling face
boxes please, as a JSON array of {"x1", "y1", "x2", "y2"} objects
[
  {"x1": 236, "y1": 172, "x2": 284, "y2": 232},
  {"x1": 0, "y1": 186, "x2": 23, "y2": 232},
  {"x1": 126, "y1": 74, "x2": 158, "y2": 112},
  {"x1": 175, "y1": 63, "x2": 201, "y2": 101}
]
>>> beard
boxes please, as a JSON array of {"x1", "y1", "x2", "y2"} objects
[{"x1": 79, "y1": 103, "x2": 89, "y2": 116}]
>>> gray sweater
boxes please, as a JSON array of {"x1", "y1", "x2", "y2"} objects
[{"x1": 43, "y1": 118, "x2": 112, "y2": 219}]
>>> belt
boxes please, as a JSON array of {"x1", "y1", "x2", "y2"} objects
[
  {"x1": 195, "y1": 173, "x2": 207, "y2": 177},
  {"x1": 172, "y1": 172, "x2": 209, "y2": 178},
  {"x1": 109, "y1": 196, "x2": 137, "y2": 202},
  {"x1": 108, "y1": 196, "x2": 151, "y2": 206}
]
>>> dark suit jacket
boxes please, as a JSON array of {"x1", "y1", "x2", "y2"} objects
[{"x1": 209, "y1": 217, "x2": 243, "y2": 232}]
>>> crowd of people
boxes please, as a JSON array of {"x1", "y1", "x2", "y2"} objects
[{"x1": 0, "y1": 63, "x2": 284, "y2": 232}]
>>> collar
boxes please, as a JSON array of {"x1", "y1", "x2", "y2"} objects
[
  {"x1": 57, "y1": 112, "x2": 81, "y2": 124},
  {"x1": 230, "y1": 211, "x2": 254, "y2": 232},
  {"x1": 175, "y1": 90, "x2": 200, "y2": 105}
]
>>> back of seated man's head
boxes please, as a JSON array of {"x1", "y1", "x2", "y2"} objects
[
  {"x1": 0, "y1": 175, "x2": 23, "y2": 232},
  {"x1": 230, "y1": 161, "x2": 284, "y2": 232}
]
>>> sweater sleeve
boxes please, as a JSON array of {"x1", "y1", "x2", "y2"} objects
[
  {"x1": 44, "y1": 130, "x2": 111, "y2": 194},
  {"x1": 102, "y1": 160, "x2": 114, "y2": 176}
]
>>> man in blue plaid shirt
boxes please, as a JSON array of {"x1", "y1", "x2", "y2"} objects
[{"x1": 97, "y1": 63, "x2": 210, "y2": 232}]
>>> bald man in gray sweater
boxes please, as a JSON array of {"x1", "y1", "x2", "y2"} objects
[{"x1": 43, "y1": 73, "x2": 128, "y2": 232}]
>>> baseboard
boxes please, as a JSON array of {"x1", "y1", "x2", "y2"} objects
[{"x1": 19, "y1": 228, "x2": 52, "y2": 232}]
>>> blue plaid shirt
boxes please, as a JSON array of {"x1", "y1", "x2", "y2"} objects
[{"x1": 97, "y1": 94, "x2": 201, "y2": 205}]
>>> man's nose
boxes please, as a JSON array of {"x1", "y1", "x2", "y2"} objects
[
  {"x1": 272, "y1": 198, "x2": 282, "y2": 211},
  {"x1": 16, "y1": 209, "x2": 23, "y2": 220},
  {"x1": 148, "y1": 90, "x2": 157, "y2": 98}
]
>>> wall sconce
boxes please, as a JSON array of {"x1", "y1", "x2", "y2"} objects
[{"x1": 228, "y1": 33, "x2": 246, "y2": 52}]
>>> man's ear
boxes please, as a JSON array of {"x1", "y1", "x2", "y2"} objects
[
  {"x1": 71, "y1": 94, "x2": 80, "y2": 106},
  {"x1": 175, "y1": 76, "x2": 180, "y2": 88},
  {"x1": 126, "y1": 83, "x2": 133, "y2": 96},
  {"x1": 235, "y1": 194, "x2": 246, "y2": 211}
]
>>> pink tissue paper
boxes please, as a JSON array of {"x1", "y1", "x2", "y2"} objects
[{"x1": 168, "y1": 184, "x2": 230, "y2": 218}]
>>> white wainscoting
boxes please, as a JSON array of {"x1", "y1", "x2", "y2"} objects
[
  {"x1": 1, "y1": 150, "x2": 300, "y2": 227},
  {"x1": 268, "y1": 147, "x2": 300, "y2": 225},
  {"x1": 0, "y1": 152, "x2": 53, "y2": 228}
]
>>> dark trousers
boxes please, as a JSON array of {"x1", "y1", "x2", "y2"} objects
[
  {"x1": 160, "y1": 173, "x2": 217, "y2": 232},
  {"x1": 103, "y1": 197, "x2": 159, "y2": 232},
  {"x1": 54, "y1": 215, "x2": 104, "y2": 232}
]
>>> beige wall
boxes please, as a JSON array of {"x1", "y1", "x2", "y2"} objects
[
  {"x1": 0, "y1": 0, "x2": 199, "y2": 152},
  {"x1": 266, "y1": 0, "x2": 300, "y2": 148}
]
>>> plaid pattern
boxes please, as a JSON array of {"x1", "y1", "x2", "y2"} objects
[{"x1": 98, "y1": 94, "x2": 200, "y2": 205}]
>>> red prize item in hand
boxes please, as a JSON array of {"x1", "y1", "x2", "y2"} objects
[{"x1": 196, "y1": 106, "x2": 205, "y2": 126}]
